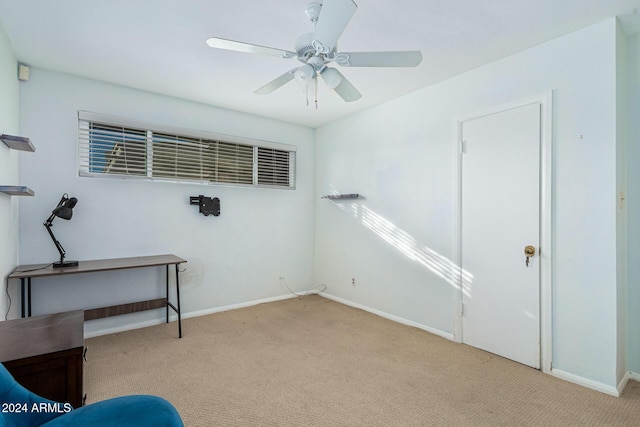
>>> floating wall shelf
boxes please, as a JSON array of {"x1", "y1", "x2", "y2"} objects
[
  {"x1": 321, "y1": 193, "x2": 360, "y2": 200},
  {"x1": 0, "y1": 186, "x2": 35, "y2": 196},
  {"x1": 2, "y1": 134, "x2": 36, "y2": 196},
  {"x1": 1, "y1": 134, "x2": 35, "y2": 152}
]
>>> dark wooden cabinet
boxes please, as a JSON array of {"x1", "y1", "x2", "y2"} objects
[{"x1": 0, "y1": 310, "x2": 84, "y2": 408}]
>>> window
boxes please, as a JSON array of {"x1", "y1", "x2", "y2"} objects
[
  {"x1": 257, "y1": 147, "x2": 291, "y2": 186},
  {"x1": 86, "y1": 124, "x2": 147, "y2": 176},
  {"x1": 78, "y1": 111, "x2": 296, "y2": 189}
]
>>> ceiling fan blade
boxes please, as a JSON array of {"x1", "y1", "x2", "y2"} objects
[
  {"x1": 206, "y1": 37, "x2": 296, "y2": 59},
  {"x1": 312, "y1": 0, "x2": 357, "y2": 53},
  {"x1": 336, "y1": 51, "x2": 423, "y2": 67},
  {"x1": 255, "y1": 69, "x2": 296, "y2": 95},
  {"x1": 331, "y1": 69, "x2": 362, "y2": 102}
]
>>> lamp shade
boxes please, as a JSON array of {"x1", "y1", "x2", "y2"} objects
[
  {"x1": 294, "y1": 64, "x2": 314, "y2": 86},
  {"x1": 321, "y1": 67, "x2": 342, "y2": 90},
  {"x1": 52, "y1": 197, "x2": 77, "y2": 220}
]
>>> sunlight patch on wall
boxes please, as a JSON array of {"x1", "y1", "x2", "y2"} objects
[{"x1": 325, "y1": 190, "x2": 472, "y2": 294}]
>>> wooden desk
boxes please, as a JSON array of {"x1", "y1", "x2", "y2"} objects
[
  {"x1": 8, "y1": 254, "x2": 186, "y2": 338},
  {"x1": 0, "y1": 310, "x2": 84, "y2": 408}
]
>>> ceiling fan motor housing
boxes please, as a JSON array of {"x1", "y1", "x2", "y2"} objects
[{"x1": 295, "y1": 32, "x2": 335, "y2": 64}]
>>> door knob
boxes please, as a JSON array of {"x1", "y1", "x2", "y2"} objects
[{"x1": 524, "y1": 245, "x2": 536, "y2": 267}]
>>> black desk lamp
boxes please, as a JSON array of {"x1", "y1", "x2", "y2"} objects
[{"x1": 44, "y1": 193, "x2": 79, "y2": 268}]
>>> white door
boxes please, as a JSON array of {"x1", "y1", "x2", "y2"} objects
[{"x1": 461, "y1": 102, "x2": 541, "y2": 369}]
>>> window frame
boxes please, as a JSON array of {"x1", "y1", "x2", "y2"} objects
[{"x1": 78, "y1": 111, "x2": 297, "y2": 189}]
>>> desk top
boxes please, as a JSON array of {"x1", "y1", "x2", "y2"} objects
[
  {"x1": 0, "y1": 310, "x2": 84, "y2": 361},
  {"x1": 8, "y1": 254, "x2": 186, "y2": 279}
]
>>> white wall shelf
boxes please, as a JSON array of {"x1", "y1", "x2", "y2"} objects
[
  {"x1": 2, "y1": 134, "x2": 35, "y2": 195},
  {"x1": 321, "y1": 194, "x2": 360, "y2": 200},
  {"x1": 0, "y1": 186, "x2": 35, "y2": 196},
  {"x1": 1, "y1": 134, "x2": 35, "y2": 152}
]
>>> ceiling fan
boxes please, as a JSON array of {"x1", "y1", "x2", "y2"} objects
[{"x1": 206, "y1": 0, "x2": 423, "y2": 105}]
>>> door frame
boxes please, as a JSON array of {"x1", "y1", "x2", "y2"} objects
[{"x1": 452, "y1": 92, "x2": 553, "y2": 373}]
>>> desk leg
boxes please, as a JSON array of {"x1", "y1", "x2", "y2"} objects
[
  {"x1": 165, "y1": 264, "x2": 182, "y2": 338},
  {"x1": 27, "y1": 278, "x2": 31, "y2": 317},
  {"x1": 165, "y1": 265, "x2": 169, "y2": 324},
  {"x1": 20, "y1": 278, "x2": 25, "y2": 318},
  {"x1": 175, "y1": 264, "x2": 182, "y2": 338},
  {"x1": 19, "y1": 278, "x2": 32, "y2": 318}
]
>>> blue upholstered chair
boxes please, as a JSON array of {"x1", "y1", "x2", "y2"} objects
[{"x1": 0, "y1": 363, "x2": 184, "y2": 427}]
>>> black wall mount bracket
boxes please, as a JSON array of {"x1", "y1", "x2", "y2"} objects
[{"x1": 190, "y1": 195, "x2": 220, "y2": 217}]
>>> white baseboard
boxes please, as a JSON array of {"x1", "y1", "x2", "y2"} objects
[
  {"x1": 181, "y1": 293, "x2": 297, "y2": 320},
  {"x1": 84, "y1": 293, "x2": 297, "y2": 338},
  {"x1": 320, "y1": 293, "x2": 455, "y2": 341},
  {"x1": 630, "y1": 371, "x2": 640, "y2": 382},
  {"x1": 550, "y1": 368, "x2": 620, "y2": 397},
  {"x1": 617, "y1": 371, "x2": 632, "y2": 396},
  {"x1": 84, "y1": 317, "x2": 167, "y2": 338}
]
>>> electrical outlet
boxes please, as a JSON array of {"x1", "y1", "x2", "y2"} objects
[
  {"x1": 352, "y1": 278, "x2": 356, "y2": 286},
  {"x1": 279, "y1": 276, "x2": 285, "y2": 280}
]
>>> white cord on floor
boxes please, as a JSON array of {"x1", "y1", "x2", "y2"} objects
[{"x1": 280, "y1": 277, "x2": 326, "y2": 297}]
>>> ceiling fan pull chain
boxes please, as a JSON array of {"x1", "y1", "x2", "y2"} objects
[{"x1": 315, "y1": 78, "x2": 318, "y2": 110}]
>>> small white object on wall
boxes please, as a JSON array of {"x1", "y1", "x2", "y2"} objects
[{"x1": 18, "y1": 64, "x2": 29, "y2": 81}]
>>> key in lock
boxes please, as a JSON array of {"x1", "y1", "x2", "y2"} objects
[{"x1": 524, "y1": 245, "x2": 536, "y2": 267}]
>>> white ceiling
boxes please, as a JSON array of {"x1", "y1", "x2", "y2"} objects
[{"x1": 1, "y1": 0, "x2": 639, "y2": 128}]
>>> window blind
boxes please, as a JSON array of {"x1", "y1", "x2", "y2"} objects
[
  {"x1": 78, "y1": 111, "x2": 296, "y2": 189},
  {"x1": 257, "y1": 147, "x2": 292, "y2": 186},
  {"x1": 83, "y1": 124, "x2": 147, "y2": 176}
]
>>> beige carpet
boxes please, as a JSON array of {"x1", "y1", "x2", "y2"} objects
[{"x1": 85, "y1": 295, "x2": 640, "y2": 426}]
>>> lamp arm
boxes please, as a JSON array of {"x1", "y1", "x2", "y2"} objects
[
  {"x1": 44, "y1": 220, "x2": 67, "y2": 264},
  {"x1": 43, "y1": 194, "x2": 70, "y2": 264},
  {"x1": 44, "y1": 212, "x2": 56, "y2": 227}
]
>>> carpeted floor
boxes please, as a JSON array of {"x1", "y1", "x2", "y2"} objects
[{"x1": 85, "y1": 295, "x2": 640, "y2": 426}]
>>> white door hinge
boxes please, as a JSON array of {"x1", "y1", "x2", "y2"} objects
[{"x1": 460, "y1": 139, "x2": 467, "y2": 154}]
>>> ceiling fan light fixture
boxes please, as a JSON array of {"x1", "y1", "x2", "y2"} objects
[
  {"x1": 294, "y1": 64, "x2": 315, "y2": 85},
  {"x1": 321, "y1": 67, "x2": 342, "y2": 89}
]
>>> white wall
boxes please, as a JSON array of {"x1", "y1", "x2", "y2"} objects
[
  {"x1": 315, "y1": 19, "x2": 624, "y2": 390},
  {"x1": 17, "y1": 69, "x2": 315, "y2": 335},
  {"x1": 0, "y1": 23, "x2": 20, "y2": 321},
  {"x1": 615, "y1": 22, "x2": 629, "y2": 386},
  {"x1": 627, "y1": 32, "x2": 640, "y2": 375}
]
